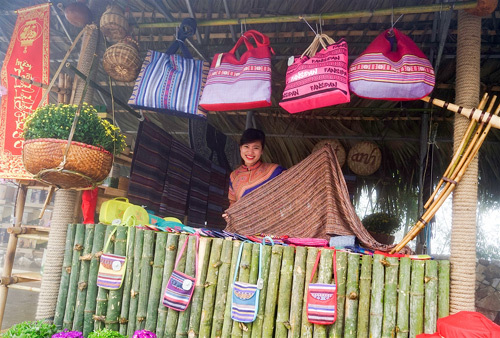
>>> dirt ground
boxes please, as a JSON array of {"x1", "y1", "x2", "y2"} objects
[{"x1": 1, "y1": 286, "x2": 39, "y2": 330}]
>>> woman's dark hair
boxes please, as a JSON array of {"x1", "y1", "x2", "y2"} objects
[{"x1": 240, "y1": 128, "x2": 266, "y2": 149}]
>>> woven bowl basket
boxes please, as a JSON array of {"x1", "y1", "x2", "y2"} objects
[
  {"x1": 23, "y1": 138, "x2": 113, "y2": 189},
  {"x1": 312, "y1": 139, "x2": 346, "y2": 167},
  {"x1": 103, "y1": 41, "x2": 141, "y2": 82},
  {"x1": 347, "y1": 141, "x2": 382, "y2": 176},
  {"x1": 100, "y1": 5, "x2": 129, "y2": 41}
]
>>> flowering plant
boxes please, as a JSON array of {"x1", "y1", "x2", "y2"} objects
[
  {"x1": 22, "y1": 103, "x2": 126, "y2": 155},
  {"x1": 52, "y1": 330, "x2": 84, "y2": 338},
  {"x1": 133, "y1": 330, "x2": 157, "y2": 338}
]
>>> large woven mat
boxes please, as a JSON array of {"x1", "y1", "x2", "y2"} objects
[{"x1": 225, "y1": 144, "x2": 410, "y2": 253}]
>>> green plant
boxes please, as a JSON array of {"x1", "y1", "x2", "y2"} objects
[
  {"x1": 87, "y1": 328, "x2": 125, "y2": 338},
  {"x1": 22, "y1": 103, "x2": 126, "y2": 155},
  {"x1": 362, "y1": 212, "x2": 400, "y2": 235},
  {"x1": 0, "y1": 320, "x2": 57, "y2": 337}
]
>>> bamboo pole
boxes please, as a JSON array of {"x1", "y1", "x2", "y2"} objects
[
  {"x1": 176, "y1": 236, "x2": 198, "y2": 336},
  {"x1": 301, "y1": 247, "x2": 319, "y2": 338},
  {"x1": 396, "y1": 257, "x2": 411, "y2": 338},
  {"x1": 410, "y1": 260, "x2": 425, "y2": 337},
  {"x1": 242, "y1": 242, "x2": 262, "y2": 338},
  {"x1": 437, "y1": 260, "x2": 450, "y2": 318},
  {"x1": 211, "y1": 239, "x2": 233, "y2": 337},
  {"x1": 188, "y1": 237, "x2": 212, "y2": 337},
  {"x1": 105, "y1": 226, "x2": 128, "y2": 332},
  {"x1": 262, "y1": 245, "x2": 283, "y2": 337},
  {"x1": 330, "y1": 250, "x2": 348, "y2": 338},
  {"x1": 72, "y1": 224, "x2": 95, "y2": 332},
  {"x1": 144, "y1": 232, "x2": 168, "y2": 332},
  {"x1": 126, "y1": 229, "x2": 145, "y2": 337},
  {"x1": 63, "y1": 224, "x2": 85, "y2": 330},
  {"x1": 83, "y1": 223, "x2": 106, "y2": 337},
  {"x1": 369, "y1": 254, "x2": 385, "y2": 338},
  {"x1": 250, "y1": 243, "x2": 272, "y2": 338},
  {"x1": 313, "y1": 249, "x2": 334, "y2": 338},
  {"x1": 382, "y1": 257, "x2": 399, "y2": 338},
  {"x1": 343, "y1": 253, "x2": 360, "y2": 338},
  {"x1": 95, "y1": 225, "x2": 115, "y2": 331},
  {"x1": 356, "y1": 254, "x2": 372, "y2": 338},
  {"x1": 156, "y1": 234, "x2": 180, "y2": 338},
  {"x1": 222, "y1": 241, "x2": 242, "y2": 338},
  {"x1": 136, "y1": 230, "x2": 156, "y2": 331},
  {"x1": 424, "y1": 261, "x2": 438, "y2": 333},
  {"x1": 119, "y1": 227, "x2": 136, "y2": 336},
  {"x1": 54, "y1": 223, "x2": 76, "y2": 329},
  {"x1": 275, "y1": 245, "x2": 295, "y2": 338},
  {"x1": 231, "y1": 242, "x2": 253, "y2": 337},
  {"x1": 198, "y1": 238, "x2": 223, "y2": 337},
  {"x1": 289, "y1": 246, "x2": 307, "y2": 338}
]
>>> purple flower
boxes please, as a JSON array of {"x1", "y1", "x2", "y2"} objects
[
  {"x1": 52, "y1": 330, "x2": 84, "y2": 338},
  {"x1": 132, "y1": 330, "x2": 157, "y2": 338}
]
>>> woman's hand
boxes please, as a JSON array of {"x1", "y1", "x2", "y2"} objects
[{"x1": 222, "y1": 213, "x2": 229, "y2": 222}]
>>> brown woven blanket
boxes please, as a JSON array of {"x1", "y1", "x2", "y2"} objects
[{"x1": 225, "y1": 144, "x2": 410, "y2": 253}]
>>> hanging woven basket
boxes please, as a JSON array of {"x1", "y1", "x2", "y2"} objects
[
  {"x1": 100, "y1": 5, "x2": 129, "y2": 41},
  {"x1": 22, "y1": 138, "x2": 113, "y2": 190},
  {"x1": 102, "y1": 38, "x2": 141, "y2": 82}
]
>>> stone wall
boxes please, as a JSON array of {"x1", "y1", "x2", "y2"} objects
[{"x1": 476, "y1": 259, "x2": 500, "y2": 324}]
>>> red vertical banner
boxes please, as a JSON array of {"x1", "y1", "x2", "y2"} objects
[{"x1": 0, "y1": 3, "x2": 50, "y2": 179}]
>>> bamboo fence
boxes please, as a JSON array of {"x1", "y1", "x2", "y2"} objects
[{"x1": 55, "y1": 224, "x2": 450, "y2": 338}]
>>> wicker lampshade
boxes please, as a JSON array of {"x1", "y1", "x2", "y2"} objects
[
  {"x1": 100, "y1": 5, "x2": 129, "y2": 41},
  {"x1": 102, "y1": 38, "x2": 141, "y2": 82},
  {"x1": 347, "y1": 141, "x2": 382, "y2": 176}
]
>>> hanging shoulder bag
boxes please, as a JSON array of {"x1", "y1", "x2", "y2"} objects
[{"x1": 97, "y1": 226, "x2": 132, "y2": 290}]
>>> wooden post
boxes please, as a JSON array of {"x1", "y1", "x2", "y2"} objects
[
  {"x1": 396, "y1": 257, "x2": 411, "y2": 338},
  {"x1": 289, "y1": 246, "x2": 307, "y2": 338},
  {"x1": 424, "y1": 260, "x2": 438, "y2": 333},
  {"x1": 356, "y1": 254, "x2": 372, "y2": 338},
  {"x1": 382, "y1": 257, "x2": 399, "y2": 337}
]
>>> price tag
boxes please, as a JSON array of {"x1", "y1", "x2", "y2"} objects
[
  {"x1": 288, "y1": 56, "x2": 295, "y2": 66},
  {"x1": 215, "y1": 53, "x2": 223, "y2": 68}
]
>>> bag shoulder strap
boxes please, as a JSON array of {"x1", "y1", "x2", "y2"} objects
[
  {"x1": 228, "y1": 30, "x2": 270, "y2": 55},
  {"x1": 102, "y1": 225, "x2": 133, "y2": 256},
  {"x1": 301, "y1": 33, "x2": 336, "y2": 58},
  {"x1": 165, "y1": 18, "x2": 197, "y2": 58},
  {"x1": 309, "y1": 248, "x2": 337, "y2": 284},
  {"x1": 173, "y1": 234, "x2": 200, "y2": 277}
]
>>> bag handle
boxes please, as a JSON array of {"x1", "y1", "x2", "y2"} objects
[
  {"x1": 173, "y1": 234, "x2": 200, "y2": 277},
  {"x1": 165, "y1": 18, "x2": 197, "y2": 59},
  {"x1": 301, "y1": 33, "x2": 336, "y2": 58},
  {"x1": 309, "y1": 249, "x2": 337, "y2": 284},
  {"x1": 102, "y1": 226, "x2": 133, "y2": 256},
  {"x1": 233, "y1": 236, "x2": 272, "y2": 285},
  {"x1": 228, "y1": 30, "x2": 270, "y2": 55}
]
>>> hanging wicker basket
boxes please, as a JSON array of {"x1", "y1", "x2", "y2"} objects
[
  {"x1": 22, "y1": 138, "x2": 113, "y2": 190},
  {"x1": 347, "y1": 141, "x2": 382, "y2": 176},
  {"x1": 102, "y1": 38, "x2": 141, "y2": 82},
  {"x1": 100, "y1": 5, "x2": 129, "y2": 41}
]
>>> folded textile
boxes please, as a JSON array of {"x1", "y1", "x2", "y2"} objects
[{"x1": 329, "y1": 235, "x2": 357, "y2": 248}]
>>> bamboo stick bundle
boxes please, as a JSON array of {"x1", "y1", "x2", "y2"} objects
[
  {"x1": 242, "y1": 242, "x2": 262, "y2": 338},
  {"x1": 188, "y1": 237, "x2": 212, "y2": 337},
  {"x1": 211, "y1": 239, "x2": 233, "y2": 337},
  {"x1": 222, "y1": 241, "x2": 241, "y2": 337},
  {"x1": 105, "y1": 226, "x2": 128, "y2": 331},
  {"x1": 72, "y1": 224, "x2": 95, "y2": 332},
  {"x1": 343, "y1": 252, "x2": 360, "y2": 338},
  {"x1": 156, "y1": 234, "x2": 180, "y2": 338},
  {"x1": 250, "y1": 243, "x2": 272, "y2": 338},
  {"x1": 289, "y1": 246, "x2": 307, "y2": 338},
  {"x1": 119, "y1": 226, "x2": 136, "y2": 336},
  {"x1": 396, "y1": 257, "x2": 411, "y2": 338},
  {"x1": 313, "y1": 249, "x2": 334, "y2": 338},
  {"x1": 275, "y1": 245, "x2": 295, "y2": 338},
  {"x1": 329, "y1": 250, "x2": 347, "y2": 338},
  {"x1": 83, "y1": 223, "x2": 107, "y2": 337},
  {"x1": 54, "y1": 223, "x2": 76, "y2": 329},
  {"x1": 231, "y1": 242, "x2": 253, "y2": 337},
  {"x1": 198, "y1": 237, "x2": 223, "y2": 337},
  {"x1": 356, "y1": 254, "x2": 372, "y2": 338},
  {"x1": 136, "y1": 230, "x2": 156, "y2": 331},
  {"x1": 300, "y1": 247, "x2": 318, "y2": 338},
  {"x1": 126, "y1": 229, "x2": 145, "y2": 337},
  {"x1": 144, "y1": 232, "x2": 168, "y2": 332},
  {"x1": 95, "y1": 225, "x2": 116, "y2": 331},
  {"x1": 63, "y1": 224, "x2": 85, "y2": 330},
  {"x1": 261, "y1": 245, "x2": 283, "y2": 337},
  {"x1": 369, "y1": 254, "x2": 385, "y2": 338},
  {"x1": 382, "y1": 257, "x2": 399, "y2": 338},
  {"x1": 424, "y1": 261, "x2": 438, "y2": 334},
  {"x1": 409, "y1": 260, "x2": 425, "y2": 337},
  {"x1": 164, "y1": 235, "x2": 188, "y2": 337},
  {"x1": 437, "y1": 261, "x2": 450, "y2": 319},
  {"x1": 176, "y1": 235, "x2": 198, "y2": 336}
]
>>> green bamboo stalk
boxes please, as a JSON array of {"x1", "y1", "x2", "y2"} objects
[
  {"x1": 136, "y1": 230, "x2": 156, "y2": 330},
  {"x1": 198, "y1": 238, "x2": 223, "y2": 337},
  {"x1": 368, "y1": 254, "x2": 385, "y2": 338},
  {"x1": 261, "y1": 245, "x2": 283, "y2": 337},
  {"x1": 83, "y1": 223, "x2": 106, "y2": 337},
  {"x1": 105, "y1": 226, "x2": 128, "y2": 331},
  {"x1": 210, "y1": 239, "x2": 233, "y2": 337},
  {"x1": 188, "y1": 237, "x2": 212, "y2": 337},
  {"x1": 119, "y1": 226, "x2": 136, "y2": 336},
  {"x1": 126, "y1": 228, "x2": 145, "y2": 337},
  {"x1": 356, "y1": 254, "x2": 372, "y2": 338},
  {"x1": 231, "y1": 242, "x2": 253, "y2": 337},
  {"x1": 176, "y1": 235, "x2": 198, "y2": 337},
  {"x1": 329, "y1": 250, "x2": 347, "y2": 338},
  {"x1": 409, "y1": 260, "x2": 425, "y2": 338},
  {"x1": 63, "y1": 223, "x2": 85, "y2": 330},
  {"x1": 437, "y1": 260, "x2": 450, "y2": 319},
  {"x1": 54, "y1": 223, "x2": 76, "y2": 329},
  {"x1": 301, "y1": 248, "x2": 318, "y2": 338},
  {"x1": 72, "y1": 224, "x2": 95, "y2": 332},
  {"x1": 275, "y1": 245, "x2": 295, "y2": 338},
  {"x1": 396, "y1": 257, "x2": 411, "y2": 338},
  {"x1": 314, "y1": 249, "x2": 334, "y2": 338},
  {"x1": 424, "y1": 260, "x2": 438, "y2": 334},
  {"x1": 342, "y1": 252, "x2": 360, "y2": 338},
  {"x1": 222, "y1": 241, "x2": 242, "y2": 338},
  {"x1": 164, "y1": 234, "x2": 188, "y2": 338},
  {"x1": 242, "y1": 242, "x2": 262, "y2": 338},
  {"x1": 250, "y1": 243, "x2": 272, "y2": 338},
  {"x1": 144, "y1": 232, "x2": 168, "y2": 332},
  {"x1": 95, "y1": 225, "x2": 116, "y2": 332},
  {"x1": 289, "y1": 246, "x2": 307, "y2": 338},
  {"x1": 156, "y1": 234, "x2": 180, "y2": 338},
  {"x1": 382, "y1": 257, "x2": 399, "y2": 338}
]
